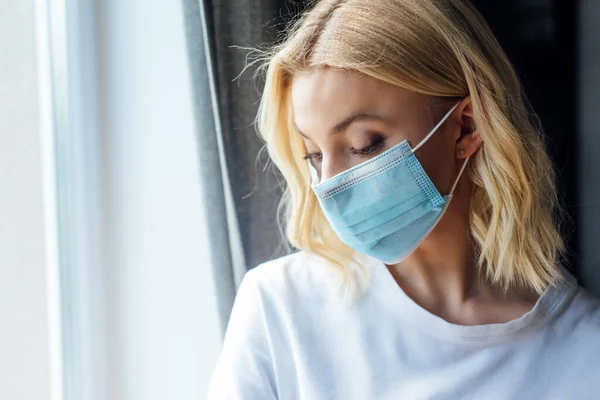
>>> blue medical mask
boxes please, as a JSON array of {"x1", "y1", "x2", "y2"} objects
[{"x1": 308, "y1": 102, "x2": 469, "y2": 264}]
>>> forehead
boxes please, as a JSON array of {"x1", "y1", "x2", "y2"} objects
[
  {"x1": 290, "y1": 68, "x2": 427, "y2": 129},
  {"x1": 292, "y1": 68, "x2": 392, "y2": 112}
]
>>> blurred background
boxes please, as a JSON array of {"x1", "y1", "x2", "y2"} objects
[{"x1": 1, "y1": 0, "x2": 598, "y2": 399}]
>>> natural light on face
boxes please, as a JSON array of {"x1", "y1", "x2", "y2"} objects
[{"x1": 290, "y1": 67, "x2": 455, "y2": 184}]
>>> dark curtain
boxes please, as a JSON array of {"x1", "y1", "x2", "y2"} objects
[
  {"x1": 469, "y1": 0, "x2": 600, "y2": 296},
  {"x1": 471, "y1": 0, "x2": 581, "y2": 281}
]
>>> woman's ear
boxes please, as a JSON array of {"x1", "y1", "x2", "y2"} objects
[{"x1": 455, "y1": 96, "x2": 482, "y2": 159}]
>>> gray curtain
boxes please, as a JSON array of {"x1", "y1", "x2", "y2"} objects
[
  {"x1": 181, "y1": 0, "x2": 306, "y2": 335},
  {"x1": 579, "y1": 0, "x2": 600, "y2": 297}
]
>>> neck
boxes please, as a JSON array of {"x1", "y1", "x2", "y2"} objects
[{"x1": 385, "y1": 177, "x2": 484, "y2": 312}]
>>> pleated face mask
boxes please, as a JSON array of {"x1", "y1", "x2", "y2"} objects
[{"x1": 308, "y1": 101, "x2": 469, "y2": 264}]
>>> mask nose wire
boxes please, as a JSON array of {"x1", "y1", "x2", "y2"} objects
[{"x1": 411, "y1": 101, "x2": 462, "y2": 153}]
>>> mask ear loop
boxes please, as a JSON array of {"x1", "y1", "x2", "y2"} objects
[
  {"x1": 307, "y1": 159, "x2": 319, "y2": 185},
  {"x1": 412, "y1": 101, "x2": 462, "y2": 153},
  {"x1": 448, "y1": 156, "x2": 470, "y2": 196}
]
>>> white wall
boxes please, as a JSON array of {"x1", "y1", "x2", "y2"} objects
[
  {"x1": 98, "y1": 0, "x2": 222, "y2": 398},
  {"x1": 0, "y1": 1, "x2": 53, "y2": 399}
]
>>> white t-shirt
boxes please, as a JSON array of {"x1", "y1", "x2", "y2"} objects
[{"x1": 206, "y1": 251, "x2": 600, "y2": 400}]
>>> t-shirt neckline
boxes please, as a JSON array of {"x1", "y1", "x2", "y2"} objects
[{"x1": 361, "y1": 254, "x2": 578, "y2": 344}]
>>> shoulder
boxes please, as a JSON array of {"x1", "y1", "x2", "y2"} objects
[
  {"x1": 542, "y1": 282, "x2": 600, "y2": 380},
  {"x1": 565, "y1": 284, "x2": 600, "y2": 332},
  {"x1": 550, "y1": 279, "x2": 600, "y2": 357},
  {"x1": 244, "y1": 251, "x2": 340, "y2": 305}
]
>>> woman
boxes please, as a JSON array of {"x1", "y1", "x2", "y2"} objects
[{"x1": 207, "y1": 0, "x2": 600, "y2": 398}]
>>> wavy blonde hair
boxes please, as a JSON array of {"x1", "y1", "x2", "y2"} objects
[{"x1": 250, "y1": 0, "x2": 567, "y2": 300}]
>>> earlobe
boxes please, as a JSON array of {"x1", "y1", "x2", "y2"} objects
[{"x1": 456, "y1": 128, "x2": 482, "y2": 158}]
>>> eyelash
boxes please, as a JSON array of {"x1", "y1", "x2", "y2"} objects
[{"x1": 303, "y1": 136, "x2": 385, "y2": 161}]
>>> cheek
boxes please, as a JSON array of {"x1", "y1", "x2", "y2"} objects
[{"x1": 415, "y1": 142, "x2": 457, "y2": 195}]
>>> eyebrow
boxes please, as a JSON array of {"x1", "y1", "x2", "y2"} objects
[{"x1": 293, "y1": 112, "x2": 388, "y2": 139}]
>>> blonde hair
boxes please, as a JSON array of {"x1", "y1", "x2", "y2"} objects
[{"x1": 250, "y1": 0, "x2": 567, "y2": 300}]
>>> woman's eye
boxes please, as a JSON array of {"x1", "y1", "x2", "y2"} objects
[
  {"x1": 303, "y1": 152, "x2": 322, "y2": 161},
  {"x1": 350, "y1": 137, "x2": 385, "y2": 157},
  {"x1": 302, "y1": 135, "x2": 385, "y2": 161}
]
